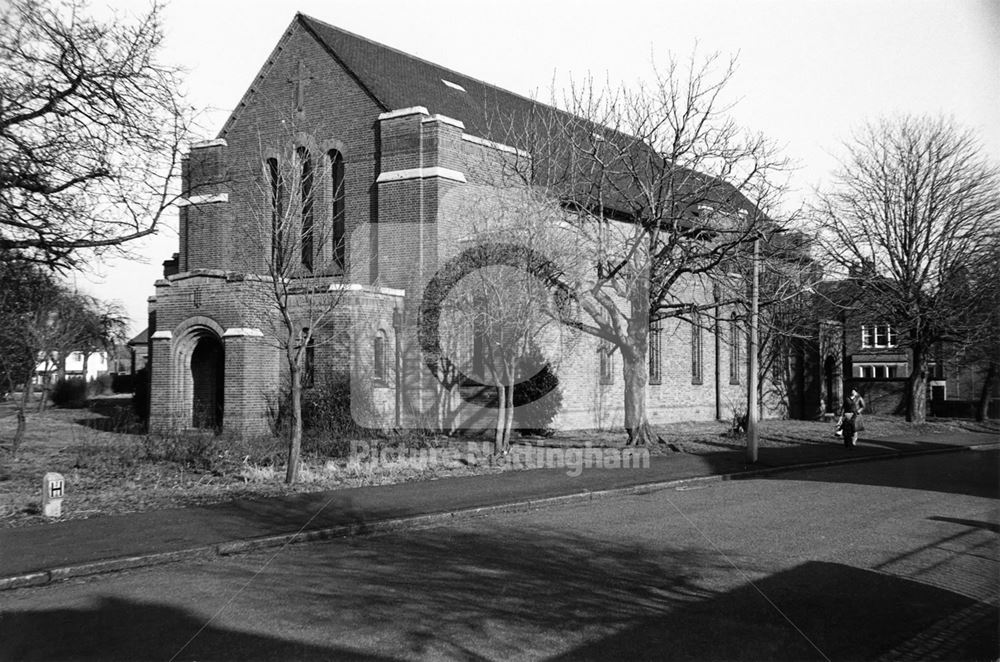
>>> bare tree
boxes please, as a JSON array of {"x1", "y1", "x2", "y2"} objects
[
  {"x1": 433, "y1": 200, "x2": 575, "y2": 451},
  {"x1": 0, "y1": 254, "x2": 58, "y2": 452},
  {"x1": 0, "y1": 0, "x2": 193, "y2": 268},
  {"x1": 0, "y1": 256, "x2": 126, "y2": 453},
  {"x1": 961, "y1": 238, "x2": 1000, "y2": 421},
  {"x1": 33, "y1": 291, "x2": 127, "y2": 410},
  {"x1": 813, "y1": 116, "x2": 1000, "y2": 423},
  {"x1": 236, "y1": 140, "x2": 351, "y2": 484},
  {"x1": 484, "y1": 53, "x2": 790, "y2": 444},
  {"x1": 727, "y1": 228, "x2": 823, "y2": 419}
]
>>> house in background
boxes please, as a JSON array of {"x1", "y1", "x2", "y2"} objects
[
  {"x1": 810, "y1": 277, "x2": 997, "y2": 417},
  {"x1": 127, "y1": 329, "x2": 149, "y2": 374},
  {"x1": 34, "y1": 350, "x2": 109, "y2": 387}
]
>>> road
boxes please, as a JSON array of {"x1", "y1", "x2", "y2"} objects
[{"x1": 2, "y1": 449, "x2": 997, "y2": 661}]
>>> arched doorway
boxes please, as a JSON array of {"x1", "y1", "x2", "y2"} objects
[{"x1": 191, "y1": 335, "x2": 224, "y2": 430}]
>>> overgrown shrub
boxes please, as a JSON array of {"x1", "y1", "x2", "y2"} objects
[
  {"x1": 512, "y1": 351, "x2": 563, "y2": 436},
  {"x1": 269, "y1": 373, "x2": 378, "y2": 457},
  {"x1": 132, "y1": 366, "x2": 150, "y2": 423},
  {"x1": 50, "y1": 377, "x2": 88, "y2": 408},
  {"x1": 139, "y1": 430, "x2": 284, "y2": 473}
]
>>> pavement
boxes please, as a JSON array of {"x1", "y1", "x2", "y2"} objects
[{"x1": 1, "y1": 430, "x2": 997, "y2": 591}]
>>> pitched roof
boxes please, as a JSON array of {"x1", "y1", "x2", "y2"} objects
[
  {"x1": 127, "y1": 328, "x2": 148, "y2": 346},
  {"x1": 222, "y1": 14, "x2": 763, "y2": 223},
  {"x1": 297, "y1": 14, "x2": 552, "y2": 144}
]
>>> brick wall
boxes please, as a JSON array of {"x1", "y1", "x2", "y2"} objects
[{"x1": 150, "y1": 18, "x2": 787, "y2": 436}]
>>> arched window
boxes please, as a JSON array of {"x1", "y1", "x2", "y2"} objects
[
  {"x1": 297, "y1": 147, "x2": 314, "y2": 271},
  {"x1": 329, "y1": 150, "x2": 346, "y2": 270},
  {"x1": 266, "y1": 158, "x2": 282, "y2": 267}
]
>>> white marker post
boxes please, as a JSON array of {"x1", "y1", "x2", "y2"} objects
[{"x1": 42, "y1": 472, "x2": 64, "y2": 518}]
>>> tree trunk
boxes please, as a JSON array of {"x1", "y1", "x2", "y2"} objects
[
  {"x1": 623, "y1": 347, "x2": 655, "y2": 445},
  {"x1": 285, "y1": 365, "x2": 303, "y2": 484},
  {"x1": 37, "y1": 352, "x2": 55, "y2": 412},
  {"x1": 976, "y1": 361, "x2": 997, "y2": 422},
  {"x1": 13, "y1": 373, "x2": 33, "y2": 456},
  {"x1": 906, "y1": 344, "x2": 927, "y2": 423},
  {"x1": 494, "y1": 384, "x2": 507, "y2": 453},
  {"x1": 435, "y1": 382, "x2": 446, "y2": 433},
  {"x1": 503, "y1": 382, "x2": 515, "y2": 450}
]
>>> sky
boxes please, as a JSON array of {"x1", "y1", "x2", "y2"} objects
[{"x1": 76, "y1": 0, "x2": 1000, "y2": 336}]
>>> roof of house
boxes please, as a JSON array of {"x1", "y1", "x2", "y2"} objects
[{"x1": 127, "y1": 328, "x2": 148, "y2": 347}]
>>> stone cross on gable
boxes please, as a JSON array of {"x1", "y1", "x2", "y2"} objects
[{"x1": 289, "y1": 60, "x2": 314, "y2": 112}]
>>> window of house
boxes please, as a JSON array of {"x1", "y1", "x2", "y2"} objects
[
  {"x1": 267, "y1": 158, "x2": 282, "y2": 265},
  {"x1": 855, "y1": 363, "x2": 902, "y2": 379},
  {"x1": 329, "y1": 150, "x2": 345, "y2": 270},
  {"x1": 374, "y1": 331, "x2": 387, "y2": 385},
  {"x1": 729, "y1": 314, "x2": 741, "y2": 385},
  {"x1": 298, "y1": 147, "x2": 314, "y2": 271},
  {"x1": 861, "y1": 324, "x2": 898, "y2": 348},
  {"x1": 302, "y1": 328, "x2": 315, "y2": 389},
  {"x1": 648, "y1": 320, "x2": 662, "y2": 385},
  {"x1": 691, "y1": 317, "x2": 703, "y2": 385},
  {"x1": 599, "y1": 344, "x2": 614, "y2": 385}
]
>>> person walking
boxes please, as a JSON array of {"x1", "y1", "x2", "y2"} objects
[{"x1": 844, "y1": 388, "x2": 865, "y2": 448}]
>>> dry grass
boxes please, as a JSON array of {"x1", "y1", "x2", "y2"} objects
[
  {"x1": 0, "y1": 397, "x2": 505, "y2": 528},
  {"x1": 1, "y1": 395, "x2": 996, "y2": 529}
]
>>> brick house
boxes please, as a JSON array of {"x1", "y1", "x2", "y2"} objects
[{"x1": 147, "y1": 13, "x2": 769, "y2": 435}]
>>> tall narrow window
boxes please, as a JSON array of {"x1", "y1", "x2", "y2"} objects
[
  {"x1": 599, "y1": 343, "x2": 614, "y2": 385},
  {"x1": 267, "y1": 158, "x2": 282, "y2": 266},
  {"x1": 648, "y1": 320, "x2": 662, "y2": 384},
  {"x1": 729, "y1": 314, "x2": 741, "y2": 385},
  {"x1": 472, "y1": 322, "x2": 486, "y2": 380},
  {"x1": 302, "y1": 328, "x2": 315, "y2": 389},
  {"x1": 329, "y1": 150, "x2": 346, "y2": 271},
  {"x1": 374, "y1": 331, "x2": 387, "y2": 385},
  {"x1": 691, "y1": 317, "x2": 703, "y2": 385},
  {"x1": 298, "y1": 147, "x2": 314, "y2": 271}
]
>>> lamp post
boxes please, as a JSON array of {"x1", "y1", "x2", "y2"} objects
[{"x1": 746, "y1": 232, "x2": 760, "y2": 463}]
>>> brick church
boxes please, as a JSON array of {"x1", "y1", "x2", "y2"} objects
[{"x1": 147, "y1": 13, "x2": 780, "y2": 435}]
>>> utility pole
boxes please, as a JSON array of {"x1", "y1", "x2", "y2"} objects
[{"x1": 747, "y1": 233, "x2": 760, "y2": 463}]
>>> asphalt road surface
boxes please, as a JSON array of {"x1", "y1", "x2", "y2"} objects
[{"x1": 2, "y1": 449, "x2": 997, "y2": 661}]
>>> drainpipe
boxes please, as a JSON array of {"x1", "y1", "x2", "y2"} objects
[
  {"x1": 747, "y1": 234, "x2": 760, "y2": 464},
  {"x1": 714, "y1": 285, "x2": 721, "y2": 421},
  {"x1": 393, "y1": 305, "x2": 403, "y2": 429}
]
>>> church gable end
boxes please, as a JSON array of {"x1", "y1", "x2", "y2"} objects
[{"x1": 186, "y1": 18, "x2": 384, "y2": 279}]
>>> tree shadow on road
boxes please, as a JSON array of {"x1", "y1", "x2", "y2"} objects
[
  {"x1": 550, "y1": 560, "x2": 998, "y2": 661},
  {"x1": 0, "y1": 594, "x2": 393, "y2": 661},
  {"x1": 757, "y1": 447, "x2": 999, "y2": 499},
  {"x1": 205, "y1": 525, "x2": 727, "y2": 659},
  {"x1": 698, "y1": 441, "x2": 1000, "y2": 499},
  {"x1": 198, "y1": 524, "x2": 996, "y2": 660}
]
